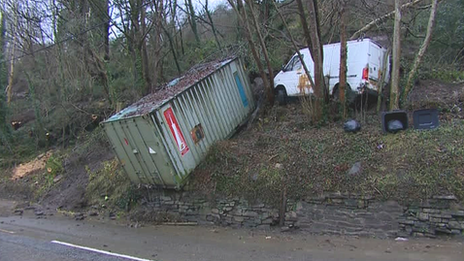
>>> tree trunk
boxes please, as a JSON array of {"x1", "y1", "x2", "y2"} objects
[
  {"x1": 140, "y1": 4, "x2": 152, "y2": 94},
  {"x1": 390, "y1": 0, "x2": 402, "y2": 110},
  {"x1": 162, "y1": 21, "x2": 182, "y2": 74},
  {"x1": 186, "y1": 0, "x2": 200, "y2": 44},
  {"x1": 179, "y1": 21, "x2": 185, "y2": 55},
  {"x1": 103, "y1": 0, "x2": 110, "y2": 61},
  {"x1": 5, "y1": 4, "x2": 18, "y2": 105},
  {"x1": 403, "y1": 0, "x2": 439, "y2": 100},
  {"x1": 151, "y1": 0, "x2": 164, "y2": 91},
  {"x1": 6, "y1": 39, "x2": 15, "y2": 105},
  {"x1": 377, "y1": 48, "x2": 391, "y2": 113},
  {"x1": 273, "y1": 0, "x2": 315, "y2": 89},
  {"x1": 246, "y1": 0, "x2": 275, "y2": 96},
  {"x1": 0, "y1": 10, "x2": 10, "y2": 140},
  {"x1": 308, "y1": 0, "x2": 327, "y2": 103},
  {"x1": 228, "y1": 0, "x2": 273, "y2": 105},
  {"x1": 25, "y1": 72, "x2": 45, "y2": 145},
  {"x1": 205, "y1": 0, "x2": 222, "y2": 50},
  {"x1": 350, "y1": 0, "x2": 424, "y2": 40},
  {"x1": 295, "y1": 0, "x2": 326, "y2": 120},
  {"x1": 296, "y1": 0, "x2": 313, "y2": 51},
  {"x1": 339, "y1": 0, "x2": 348, "y2": 118}
]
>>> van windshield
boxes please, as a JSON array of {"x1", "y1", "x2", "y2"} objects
[{"x1": 284, "y1": 56, "x2": 303, "y2": 71}]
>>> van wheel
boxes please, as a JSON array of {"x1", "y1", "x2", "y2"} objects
[
  {"x1": 333, "y1": 85, "x2": 352, "y2": 103},
  {"x1": 333, "y1": 88, "x2": 340, "y2": 102},
  {"x1": 277, "y1": 89, "x2": 287, "y2": 105}
]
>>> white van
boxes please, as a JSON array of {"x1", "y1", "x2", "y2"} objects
[{"x1": 274, "y1": 38, "x2": 390, "y2": 103}]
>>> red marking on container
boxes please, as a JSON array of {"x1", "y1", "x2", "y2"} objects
[{"x1": 164, "y1": 108, "x2": 189, "y2": 156}]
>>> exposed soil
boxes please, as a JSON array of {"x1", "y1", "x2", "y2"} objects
[
  {"x1": 39, "y1": 134, "x2": 115, "y2": 211},
  {"x1": 0, "y1": 130, "x2": 115, "y2": 212},
  {"x1": 10, "y1": 151, "x2": 52, "y2": 181},
  {"x1": 407, "y1": 79, "x2": 464, "y2": 118}
]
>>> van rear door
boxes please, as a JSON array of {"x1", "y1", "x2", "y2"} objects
[{"x1": 368, "y1": 42, "x2": 383, "y2": 88}]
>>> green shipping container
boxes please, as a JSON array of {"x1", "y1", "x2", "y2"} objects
[{"x1": 102, "y1": 58, "x2": 255, "y2": 189}]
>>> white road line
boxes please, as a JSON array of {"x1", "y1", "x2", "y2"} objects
[
  {"x1": 0, "y1": 228, "x2": 16, "y2": 234},
  {"x1": 51, "y1": 240, "x2": 154, "y2": 261}
]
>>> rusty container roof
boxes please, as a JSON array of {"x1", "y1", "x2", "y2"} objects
[{"x1": 105, "y1": 58, "x2": 234, "y2": 122}]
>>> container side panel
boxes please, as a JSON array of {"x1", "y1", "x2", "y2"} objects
[
  {"x1": 208, "y1": 76, "x2": 233, "y2": 136},
  {"x1": 176, "y1": 95, "x2": 207, "y2": 166},
  {"x1": 236, "y1": 59, "x2": 256, "y2": 110},
  {"x1": 198, "y1": 79, "x2": 228, "y2": 138},
  {"x1": 226, "y1": 64, "x2": 248, "y2": 124},
  {"x1": 183, "y1": 90, "x2": 211, "y2": 150},
  {"x1": 205, "y1": 77, "x2": 231, "y2": 139},
  {"x1": 222, "y1": 66, "x2": 245, "y2": 127},
  {"x1": 232, "y1": 60, "x2": 255, "y2": 120},
  {"x1": 215, "y1": 71, "x2": 235, "y2": 132},
  {"x1": 155, "y1": 107, "x2": 186, "y2": 178},
  {"x1": 169, "y1": 102, "x2": 198, "y2": 174},
  {"x1": 234, "y1": 72, "x2": 249, "y2": 107},
  {"x1": 156, "y1": 104, "x2": 197, "y2": 177},
  {"x1": 173, "y1": 97, "x2": 201, "y2": 164},
  {"x1": 187, "y1": 88, "x2": 216, "y2": 146}
]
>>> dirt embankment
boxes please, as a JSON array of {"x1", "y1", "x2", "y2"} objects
[
  {"x1": 192, "y1": 80, "x2": 464, "y2": 205},
  {"x1": 0, "y1": 129, "x2": 115, "y2": 212}
]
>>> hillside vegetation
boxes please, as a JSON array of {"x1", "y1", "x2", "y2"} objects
[{"x1": 0, "y1": 0, "x2": 463, "y2": 214}]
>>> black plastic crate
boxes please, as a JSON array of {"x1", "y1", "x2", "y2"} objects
[
  {"x1": 381, "y1": 111, "x2": 409, "y2": 133},
  {"x1": 413, "y1": 109, "x2": 439, "y2": 130}
]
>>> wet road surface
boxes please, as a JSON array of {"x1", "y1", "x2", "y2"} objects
[{"x1": 0, "y1": 200, "x2": 463, "y2": 261}]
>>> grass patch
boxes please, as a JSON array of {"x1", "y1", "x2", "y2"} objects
[
  {"x1": 85, "y1": 159, "x2": 140, "y2": 214},
  {"x1": 31, "y1": 154, "x2": 65, "y2": 199},
  {"x1": 193, "y1": 105, "x2": 464, "y2": 206}
]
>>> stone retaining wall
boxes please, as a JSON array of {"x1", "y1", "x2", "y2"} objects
[{"x1": 135, "y1": 191, "x2": 464, "y2": 238}]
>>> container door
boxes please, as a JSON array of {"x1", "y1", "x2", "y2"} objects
[
  {"x1": 104, "y1": 120, "x2": 150, "y2": 184},
  {"x1": 126, "y1": 116, "x2": 177, "y2": 187}
]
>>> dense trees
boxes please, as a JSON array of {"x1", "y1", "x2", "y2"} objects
[{"x1": 0, "y1": 0, "x2": 463, "y2": 154}]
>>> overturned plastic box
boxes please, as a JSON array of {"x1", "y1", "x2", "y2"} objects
[
  {"x1": 381, "y1": 110, "x2": 408, "y2": 133},
  {"x1": 102, "y1": 58, "x2": 255, "y2": 189},
  {"x1": 413, "y1": 109, "x2": 439, "y2": 130}
]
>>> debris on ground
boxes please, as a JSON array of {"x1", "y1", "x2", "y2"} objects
[
  {"x1": 387, "y1": 120, "x2": 404, "y2": 133},
  {"x1": 347, "y1": 162, "x2": 362, "y2": 176},
  {"x1": 343, "y1": 120, "x2": 361, "y2": 133},
  {"x1": 74, "y1": 212, "x2": 85, "y2": 220}
]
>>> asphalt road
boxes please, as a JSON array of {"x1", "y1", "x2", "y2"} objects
[{"x1": 0, "y1": 200, "x2": 463, "y2": 261}]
